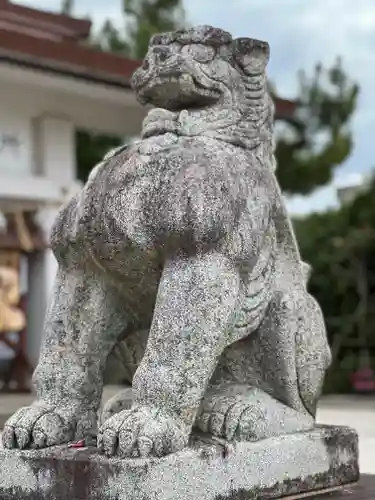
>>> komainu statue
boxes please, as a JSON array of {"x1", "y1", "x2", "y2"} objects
[{"x1": 2, "y1": 26, "x2": 332, "y2": 459}]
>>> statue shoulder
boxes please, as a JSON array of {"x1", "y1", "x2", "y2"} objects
[
  {"x1": 103, "y1": 143, "x2": 133, "y2": 161},
  {"x1": 86, "y1": 141, "x2": 139, "y2": 183},
  {"x1": 154, "y1": 155, "x2": 274, "y2": 254}
]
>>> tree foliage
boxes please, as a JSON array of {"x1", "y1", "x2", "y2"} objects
[
  {"x1": 92, "y1": 20, "x2": 130, "y2": 54},
  {"x1": 276, "y1": 59, "x2": 359, "y2": 195},
  {"x1": 121, "y1": 0, "x2": 186, "y2": 59},
  {"x1": 92, "y1": 0, "x2": 186, "y2": 58},
  {"x1": 75, "y1": 131, "x2": 122, "y2": 183},
  {"x1": 294, "y1": 175, "x2": 375, "y2": 392}
]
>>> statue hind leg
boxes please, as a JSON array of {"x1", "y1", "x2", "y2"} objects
[
  {"x1": 196, "y1": 383, "x2": 314, "y2": 442},
  {"x1": 196, "y1": 288, "x2": 330, "y2": 442}
]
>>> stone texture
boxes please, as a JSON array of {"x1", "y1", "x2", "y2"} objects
[
  {"x1": 0, "y1": 24, "x2": 356, "y2": 497},
  {"x1": 0, "y1": 426, "x2": 359, "y2": 500},
  {"x1": 2, "y1": 25, "x2": 332, "y2": 459}
]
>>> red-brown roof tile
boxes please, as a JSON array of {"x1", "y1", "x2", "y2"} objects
[
  {"x1": 0, "y1": 28, "x2": 139, "y2": 86},
  {"x1": 0, "y1": 0, "x2": 91, "y2": 40}
]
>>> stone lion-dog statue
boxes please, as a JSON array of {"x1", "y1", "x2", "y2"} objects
[{"x1": 2, "y1": 26, "x2": 331, "y2": 459}]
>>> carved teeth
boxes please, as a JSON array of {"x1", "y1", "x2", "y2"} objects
[{"x1": 180, "y1": 74, "x2": 194, "y2": 86}]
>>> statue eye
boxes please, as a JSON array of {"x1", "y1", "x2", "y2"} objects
[
  {"x1": 153, "y1": 46, "x2": 171, "y2": 61},
  {"x1": 181, "y1": 44, "x2": 215, "y2": 63}
]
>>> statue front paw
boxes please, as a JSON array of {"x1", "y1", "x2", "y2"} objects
[
  {"x1": 97, "y1": 405, "x2": 189, "y2": 458},
  {"x1": 2, "y1": 402, "x2": 96, "y2": 450}
]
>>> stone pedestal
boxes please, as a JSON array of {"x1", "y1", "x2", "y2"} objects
[{"x1": 0, "y1": 425, "x2": 359, "y2": 500}]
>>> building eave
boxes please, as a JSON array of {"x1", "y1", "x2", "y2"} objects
[{"x1": 0, "y1": 51, "x2": 132, "y2": 90}]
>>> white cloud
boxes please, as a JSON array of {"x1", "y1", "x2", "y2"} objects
[{"x1": 286, "y1": 185, "x2": 338, "y2": 216}]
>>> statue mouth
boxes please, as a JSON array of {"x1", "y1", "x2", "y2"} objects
[{"x1": 134, "y1": 69, "x2": 221, "y2": 109}]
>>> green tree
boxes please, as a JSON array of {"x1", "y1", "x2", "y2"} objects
[
  {"x1": 92, "y1": 19, "x2": 130, "y2": 54},
  {"x1": 295, "y1": 175, "x2": 375, "y2": 393},
  {"x1": 75, "y1": 131, "x2": 123, "y2": 184},
  {"x1": 122, "y1": 0, "x2": 186, "y2": 59},
  {"x1": 92, "y1": 0, "x2": 186, "y2": 57},
  {"x1": 275, "y1": 58, "x2": 359, "y2": 195}
]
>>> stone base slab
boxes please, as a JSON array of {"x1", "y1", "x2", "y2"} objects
[{"x1": 0, "y1": 425, "x2": 359, "y2": 500}]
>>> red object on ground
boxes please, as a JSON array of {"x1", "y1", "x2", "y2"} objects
[
  {"x1": 351, "y1": 368, "x2": 375, "y2": 392},
  {"x1": 68, "y1": 439, "x2": 85, "y2": 448}
]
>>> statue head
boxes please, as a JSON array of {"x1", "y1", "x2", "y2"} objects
[{"x1": 131, "y1": 25, "x2": 270, "y2": 111}]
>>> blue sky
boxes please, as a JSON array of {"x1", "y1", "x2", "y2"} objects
[{"x1": 17, "y1": 0, "x2": 375, "y2": 214}]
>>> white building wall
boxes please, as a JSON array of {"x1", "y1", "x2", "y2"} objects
[
  {"x1": 0, "y1": 67, "x2": 144, "y2": 369},
  {"x1": 0, "y1": 110, "x2": 78, "y2": 366},
  {"x1": 26, "y1": 208, "x2": 59, "y2": 366},
  {"x1": 0, "y1": 67, "x2": 145, "y2": 137},
  {"x1": 26, "y1": 115, "x2": 77, "y2": 366},
  {"x1": 34, "y1": 115, "x2": 76, "y2": 182},
  {"x1": 0, "y1": 104, "x2": 33, "y2": 176}
]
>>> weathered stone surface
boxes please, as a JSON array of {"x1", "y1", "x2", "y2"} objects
[
  {"x1": 1, "y1": 25, "x2": 334, "y2": 461},
  {"x1": 0, "y1": 23, "x2": 360, "y2": 500},
  {"x1": 0, "y1": 426, "x2": 359, "y2": 500}
]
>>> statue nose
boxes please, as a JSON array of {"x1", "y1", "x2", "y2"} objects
[{"x1": 153, "y1": 46, "x2": 171, "y2": 63}]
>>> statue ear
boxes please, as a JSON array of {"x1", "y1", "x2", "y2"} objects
[{"x1": 232, "y1": 38, "x2": 270, "y2": 75}]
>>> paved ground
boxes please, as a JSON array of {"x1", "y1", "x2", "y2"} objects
[
  {"x1": 316, "y1": 396, "x2": 375, "y2": 474},
  {"x1": 0, "y1": 389, "x2": 373, "y2": 474}
]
